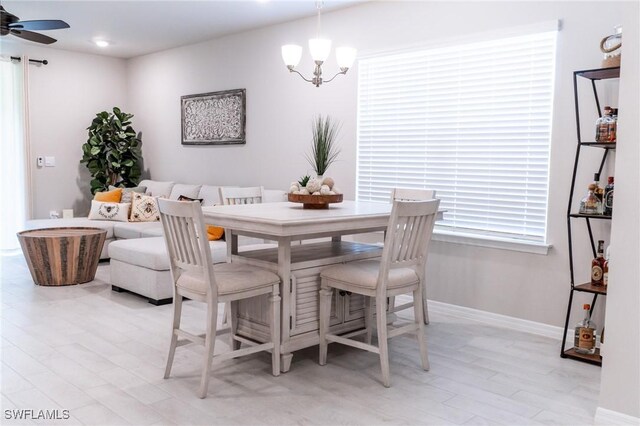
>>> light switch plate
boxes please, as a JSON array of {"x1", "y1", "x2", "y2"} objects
[{"x1": 44, "y1": 156, "x2": 56, "y2": 167}]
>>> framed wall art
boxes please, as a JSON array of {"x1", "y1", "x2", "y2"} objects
[{"x1": 181, "y1": 88, "x2": 246, "y2": 145}]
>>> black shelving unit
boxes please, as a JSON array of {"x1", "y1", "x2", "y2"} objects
[{"x1": 560, "y1": 66, "x2": 620, "y2": 366}]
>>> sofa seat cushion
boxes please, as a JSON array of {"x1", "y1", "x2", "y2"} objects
[
  {"x1": 177, "y1": 263, "x2": 279, "y2": 296},
  {"x1": 113, "y1": 222, "x2": 164, "y2": 239},
  {"x1": 108, "y1": 237, "x2": 275, "y2": 271},
  {"x1": 25, "y1": 218, "x2": 116, "y2": 239}
]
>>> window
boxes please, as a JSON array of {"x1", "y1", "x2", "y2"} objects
[
  {"x1": 0, "y1": 57, "x2": 30, "y2": 252},
  {"x1": 357, "y1": 30, "x2": 557, "y2": 244}
]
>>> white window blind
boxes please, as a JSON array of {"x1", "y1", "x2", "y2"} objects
[{"x1": 357, "y1": 30, "x2": 557, "y2": 242}]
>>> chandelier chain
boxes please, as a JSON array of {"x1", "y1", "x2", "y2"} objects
[{"x1": 316, "y1": 0, "x2": 323, "y2": 38}]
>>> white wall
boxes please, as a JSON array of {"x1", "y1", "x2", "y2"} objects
[
  {"x1": 598, "y1": 5, "x2": 640, "y2": 420},
  {"x1": 2, "y1": 41, "x2": 128, "y2": 219},
  {"x1": 127, "y1": 1, "x2": 634, "y2": 328}
]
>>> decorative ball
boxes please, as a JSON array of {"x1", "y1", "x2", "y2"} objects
[
  {"x1": 289, "y1": 185, "x2": 299, "y2": 194},
  {"x1": 290, "y1": 181, "x2": 300, "y2": 189},
  {"x1": 328, "y1": 191, "x2": 336, "y2": 195},
  {"x1": 332, "y1": 186, "x2": 342, "y2": 194},
  {"x1": 320, "y1": 185, "x2": 331, "y2": 195},
  {"x1": 306, "y1": 177, "x2": 322, "y2": 193},
  {"x1": 312, "y1": 191, "x2": 321, "y2": 196},
  {"x1": 322, "y1": 177, "x2": 335, "y2": 189},
  {"x1": 299, "y1": 188, "x2": 310, "y2": 195},
  {"x1": 293, "y1": 190, "x2": 301, "y2": 194}
]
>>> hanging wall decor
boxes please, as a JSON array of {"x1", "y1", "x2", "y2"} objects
[{"x1": 181, "y1": 89, "x2": 246, "y2": 145}]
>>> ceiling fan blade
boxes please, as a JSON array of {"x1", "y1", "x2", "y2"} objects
[
  {"x1": 9, "y1": 19, "x2": 69, "y2": 31},
  {"x1": 10, "y1": 29, "x2": 56, "y2": 44}
]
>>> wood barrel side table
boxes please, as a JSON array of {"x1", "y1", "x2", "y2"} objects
[{"x1": 17, "y1": 227, "x2": 107, "y2": 286}]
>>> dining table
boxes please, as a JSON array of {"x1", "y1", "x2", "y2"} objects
[{"x1": 202, "y1": 200, "x2": 442, "y2": 372}]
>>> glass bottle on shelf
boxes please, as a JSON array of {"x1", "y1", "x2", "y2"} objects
[
  {"x1": 593, "y1": 173, "x2": 605, "y2": 204},
  {"x1": 603, "y1": 245, "x2": 610, "y2": 287},
  {"x1": 574, "y1": 304, "x2": 597, "y2": 355},
  {"x1": 595, "y1": 106, "x2": 613, "y2": 142},
  {"x1": 604, "y1": 176, "x2": 614, "y2": 216},
  {"x1": 607, "y1": 108, "x2": 618, "y2": 142},
  {"x1": 591, "y1": 240, "x2": 606, "y2": 286},
  {"x1": 579, "y1": 183, "x2": 602, "y2": 215}
]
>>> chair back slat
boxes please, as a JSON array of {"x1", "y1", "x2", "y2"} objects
[
  {"x1": 378, "y1": 199, "x2": 440, "y2": 294},
  {"x1": 219, "y1": 186, "x2": 264, "y2": 205},
  {"x1": 158, "y1": 199, "x2": 217, "y2": 295}
]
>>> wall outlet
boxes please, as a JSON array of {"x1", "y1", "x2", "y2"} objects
[
  {"x1": 49, "y1": 210, "x2": 60, "y2": 219},
  {"x1": 37, "y1": 156, "x2": 44, "y2": 167}
]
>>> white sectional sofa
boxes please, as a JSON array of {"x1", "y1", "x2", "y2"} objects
[{"x1": 25, "y1": 180, "x2": 286, "y2": 304}]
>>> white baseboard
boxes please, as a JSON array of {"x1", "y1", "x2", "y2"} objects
[
  {"x1": 594, "y1": 407, "x2": 640, "y2": 425},
  {"x1": 425, "y1": 299, "x2": 564, "y2": 340}
]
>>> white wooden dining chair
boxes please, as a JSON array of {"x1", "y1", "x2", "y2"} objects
[
  {"x1": 389, "y1": 188, "x2": 437, "y2": 324},
  {"x1": 218, "y1": 186, "x2": 264, "y2": 205},
  {"x1": 158, "y1": 198, "x2": 281, "y2": 398},
  {"x1": 319, "y1": 198, "x2": 440, "y2": 387},
  {"x1": 217, "y1": 186, "x2": 266, "y2": 334}
]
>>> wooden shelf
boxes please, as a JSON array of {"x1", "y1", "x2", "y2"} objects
[
  {"x1": 575, "y1": 67, "x2": 620, "y2": 80},
  {"x1": 580, "y1": 142, "x2": 616, "y2": 149},
  {"x1": 573, "y1": 282, "x2": 607, "y2": 295},
  {"x1": 569, "y1": 213, "x2": 612, "y2": 220},
  {"x1": 562, "y1": 348, "x2": 602, "y2": 366}
]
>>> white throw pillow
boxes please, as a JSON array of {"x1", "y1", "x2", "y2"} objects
[
  {"x1": 130, "y1": 193, "x2": 160, "y2": 222},
  {"x1": 88, "y1": 200, "x2": 130, "y2": 222}
]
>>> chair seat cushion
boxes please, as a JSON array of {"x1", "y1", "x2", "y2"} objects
[
  {"x1": 176, "y1": 263, "x2": 279, "y2": 296},
  {"x1": 320, "y1": 259, "x2": 419, "y2": 290}
]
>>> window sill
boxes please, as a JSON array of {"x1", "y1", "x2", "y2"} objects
[{"x1": 432, "y1": 230, "x2": 551, "y2": 255}]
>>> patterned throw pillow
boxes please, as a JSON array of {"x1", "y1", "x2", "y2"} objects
[
  {"x1": 130, "y1": 193, "x2": 160, "y2": 222},
  {"x1": 108, "y1": 185, "x2": 147, "y2": 204},
  {"x1": 88, "y1": 200, "x2": 130, "y2": 222}
]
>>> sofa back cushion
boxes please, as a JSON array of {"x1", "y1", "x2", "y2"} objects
[
  {"x1": 169, "y1": 183, "x2": 202, "y2": 200},
  {"x1": 139, "y1": 180, "x2": 174, "y2": 198},
  {"x1": 198, "y1": 185, "x2": 223, "y2": 206}
]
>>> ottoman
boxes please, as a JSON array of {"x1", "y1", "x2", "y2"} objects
[{"x1": 109, "y1": 237, "x2": 275, "y2": 305}]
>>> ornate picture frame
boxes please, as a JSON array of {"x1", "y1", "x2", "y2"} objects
[{"x1": 181, "y1": 89, "x2": 246, "y2": 145}]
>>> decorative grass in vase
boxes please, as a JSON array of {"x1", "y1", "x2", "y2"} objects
[{"x1": 306, "y1": 115, "x2": 341, "y2": 178}]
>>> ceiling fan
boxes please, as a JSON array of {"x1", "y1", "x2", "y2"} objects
[{"x1": 0, "y1": 5, "x2": 69, "y2": 45}]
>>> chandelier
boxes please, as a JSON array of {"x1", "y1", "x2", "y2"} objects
[{"x1": 281, "y1": 1, "x2": 357, "y2": 87}]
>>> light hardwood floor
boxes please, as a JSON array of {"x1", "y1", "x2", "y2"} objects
[{"x1": 1, "y1": 254, "x2": 600, "y2": 425}]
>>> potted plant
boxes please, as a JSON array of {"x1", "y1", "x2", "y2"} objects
[
  {"x1": 306, "y1": 115, "x2": 341, "y2": 178},
  {"x1": 80, "y1": 107, "x2": 142, "y2": 194}
]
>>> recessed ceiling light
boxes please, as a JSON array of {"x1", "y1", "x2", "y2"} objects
[{"x1": 95, "y1": 40, "x2": 109, "y2": 48}]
